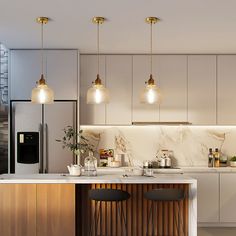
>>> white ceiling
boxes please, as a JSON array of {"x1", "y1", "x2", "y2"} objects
[{"x1": 1, "y1": 0, "x2": 236, "y2": 53}]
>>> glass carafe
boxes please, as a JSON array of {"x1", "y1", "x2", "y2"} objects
[{"x1": 84, "y1": 151, "x2": 97, "y2": 176}]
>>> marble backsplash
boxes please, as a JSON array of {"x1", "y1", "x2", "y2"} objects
[{"x1": 81, "y1": 125, "x2": 236, "y2": 167}]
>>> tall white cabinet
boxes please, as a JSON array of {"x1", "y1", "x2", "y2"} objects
[
  {"x1": 10, "y1": 50, "x2": 78, "y2": 100},
  {"x1": 132, "y1": 55, "x2": 159, "y2": 122},
  {"x1": 106, "y1": 55, "x2": 132, "y2": 125},
  {"x1": 188, "y1": 55, "x2": 217, "y2": 125},
  {"x1": 80, "y1": 55, "x2": 106, "y2": 125},
  {"x1": 157, "y1": 55, "x2": 187, "y2": 122},
  {"x1": 217, "y1": 55, "x2": 236, "y2": 125}
]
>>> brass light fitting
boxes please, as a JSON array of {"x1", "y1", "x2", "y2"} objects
[
  {"x1": 31, "y1": 16, "x2": 54, "y2": 104},
  {"x1": 145, "y1": 17, "x2": 160, "y2": 24},
  {"x1": 86, "y1": 16, "x2": 110, "y2": 104},
  {"x1": 92, "y1": 17, "x2": 105, "y2": 24},
  {"x1": 36, "y1": 17, "x2": 49, "y2": 24}
]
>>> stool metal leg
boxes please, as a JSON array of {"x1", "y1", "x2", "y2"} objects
[
  {"x1": 121, "y1": 202, "x2": 128, "y2": 236},
  {"x1": 146, "y1": 201, "x2": 153, "y2": 236},
  {"x1": 173, "y1": 202, "x2": 179, "y2": 236},
  {"x1": 90, "y1": 201, "x2": 97, "y2": 236},
  {"x1": 177, "y1": 202, "x2": 184, "y2": 236},
  {"x1": 95, "y1": 201, "x2": 101, "y2": 236}
]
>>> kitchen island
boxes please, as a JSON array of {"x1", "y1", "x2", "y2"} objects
[{"x1": 0, "y1": 174, "x2": 197, "y2": 236}]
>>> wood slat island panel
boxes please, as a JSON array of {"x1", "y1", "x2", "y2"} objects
[
  {"x1": 77, "y1": 184, "x2": 189, "y2": 236},
  {"x1": 0, "y1": 184, "x2": 37, "y2": 236},
  {"x1": 37, "y1": 184, "x2": 75, "y2": 236}
]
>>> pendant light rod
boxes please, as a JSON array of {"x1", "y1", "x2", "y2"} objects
[
  {"x1": 93, "y1": 17, "x2": 105, "y2": 78},
  {"x1": 36, "y1": 17, "x2": 49, "y2": 84},
  {"x1": 145, "y1": 17, "x2": 160, "y2": 77}
]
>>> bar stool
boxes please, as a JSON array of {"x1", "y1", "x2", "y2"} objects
[
  {"x1": 88, "y1": 188, "x2": 130, "y2": 236},
  {"x1": 144, "y1": 188, "x2": 185, "y2": 236}
]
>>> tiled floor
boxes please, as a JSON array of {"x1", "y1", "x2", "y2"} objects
[{"x1": 198, "y1": 227, "x2": 236, "y2": 236}]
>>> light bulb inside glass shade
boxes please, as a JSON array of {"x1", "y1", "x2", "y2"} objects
[
  {"x1": 87, "y1": 84, "x2": 110, "y2": 104},
  {"x1": 140, "y1": 84, "x2": 161, "y2": 104},
  {"x1": 31, "y1": 84, "x2": 54, "y2": 104}
]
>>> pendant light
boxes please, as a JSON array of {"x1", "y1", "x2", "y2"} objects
[
  {"x1": 87, "y1": 17, "x2": 110, "y2": 104},
  {"x1": 140, "y1": 17, "x2": 161, "y2": 104},
  {"x1": 31, "y1": 17, "x2": 54, "y2": 104}
]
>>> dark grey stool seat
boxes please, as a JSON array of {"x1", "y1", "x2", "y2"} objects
[
  {"x1": 89, "y1": 188, "x2": 130, "y2": 202},
  {"x1": 88, "y1": 188, "x2": 130, "y2": 236},
  {"x1": 144, "y1": 188, "x2": 185, "y2": 236}
]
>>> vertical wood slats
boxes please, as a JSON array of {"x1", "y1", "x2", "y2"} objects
[{"x1": 77, "y1": 184, "x2": 189, "y2": 236}]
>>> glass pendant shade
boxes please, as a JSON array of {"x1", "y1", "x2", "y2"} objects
[
  {"x1": 140, "y1": 74, "x2": 161, "y2": 104},
  {"x1": 31, "y1": 17, "x2": 54, "y2": 104},
  {"x1": 87, "y1": 82, "x2": 109, "y2": 104},
  {"x1": 31, "y1": 74, "x2": 54, "y2": 104},
  {"x1": 140, "y1": 83, "x2": 161, "y2": 104}
]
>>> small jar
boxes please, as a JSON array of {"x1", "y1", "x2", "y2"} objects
[{"x1": 84, "y1": 151, "x2": 97, "y2": 176}]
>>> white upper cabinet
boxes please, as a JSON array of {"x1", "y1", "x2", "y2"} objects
[
  {"x1": 106, "y1": 55, "x2": 132, "y2": 125},
  {"x1": 157, "y1": 55, "x2": 188, "y2": 122},
  {"x1": 80, "y1": 55, "x2": 106, "y2": 125},
  {"x1": 217, "y1": 55, "x2": 236, "y2": 125},
  {"x1": 10, "y1": 50, "x2": 42, "y2": 100},
  {"x1": 132, "y1": 55, "x2": 160, "y2": 122},
  {"x1": 10, "y1": 50, "x2": 78, "y2": 101},
  {"x1": 46, "y1": 50, "x2": 78, "y2": 100},
  {"x1": 188, "y1": 55, "x2": 216, "y2": 125}
]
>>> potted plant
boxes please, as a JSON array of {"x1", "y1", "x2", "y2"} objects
[
  {"x1": 56, "y1": 126, "x2": 94, "y2": 164},
  {"x1": 230, "y1": 156, "x2": 236, "y2": 167}
]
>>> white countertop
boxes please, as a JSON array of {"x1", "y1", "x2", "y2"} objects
[
  {"x1": 97, "y1": 166, "x2": 236, "y2": 174},
  {"x1": 0, "y1": 173, "x2": 196, "y2": 184}
]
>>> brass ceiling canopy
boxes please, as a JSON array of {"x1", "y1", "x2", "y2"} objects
[
  {"x1": 36, "y1": 17, "x2": 49, "y2": 24},
  {"x1": 145, "y1": 17, "x2": 160, "y2": 24},
  {"x1": 92, "y1": 17, "x2": 105, "y2": 24}
]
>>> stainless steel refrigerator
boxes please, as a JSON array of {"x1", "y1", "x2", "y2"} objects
[{"x1": 10, "y1": 100, "x2": 77, "y2": 174}]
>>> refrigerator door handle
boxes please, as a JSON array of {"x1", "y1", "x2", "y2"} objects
[
  {"x1": 39, "y1": 123, "x2": 44, "y2": 173},
  {"x1": 44, "y1": 123, "x2": 49, "y2": 173}
]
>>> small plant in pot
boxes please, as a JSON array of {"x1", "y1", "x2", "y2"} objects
[
  {"x1": 56, "y1": 126, "x2": 94, "y2": 163},
  {"x1": 230, "y1": 156, "x2": 236, "y2": 167}
]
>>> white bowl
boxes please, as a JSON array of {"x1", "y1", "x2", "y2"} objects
[
  {"x1": 230, "y1": 161, "x2": 236, "y2": 167},
  {"x1": 132, "y1": 168, "x2": 144, "y2": 176}
]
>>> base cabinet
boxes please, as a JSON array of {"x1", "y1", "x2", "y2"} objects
[
  {"x1": 0, "y1": 184, "x2": 75, "y2": 236},
  {"x1": 220, "y1": 173, "x2": 236, "y2": 222},
  {"x1": 186, "y1": 173, "x2": 219, "y2": 223}
]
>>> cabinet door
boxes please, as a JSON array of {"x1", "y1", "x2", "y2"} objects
[
  {"x1": 46, "y1": 50, "x2": 78, "y2": 100},
  {"x1": 217, "y1": 55, "x2": 236, "y2": 124},
  {"x1": 44, "y1": 102, "x2": 76, "y2": 173},
  {"x1": 36, "y1": 184, "x2": 75, "y2": 236},
  {"x1": 157, "y1": 55, "x2": 188, "y2": 122},
  {"x1": 0, "y1": 184, "x2": 37, "y2": 236},
  {"x1": 80, "y1": 55, "x2": 106, "y2": 124},
  {"x1": 186, "y1": 173, "x2": 219, "y2": 223},
  {"x1": 188, "y1": 56, "x2": 217, "y2": 125},
  {"x1": 10, "y1": 50, "x2": 42, "y2": 100},
  {"x1": 106, "y1": 55, "x2": 132, "y2": 124},
  {"x1": 132, "y1": 55, "x2": 160, "y2": 122},
  {"x1": 220, "y1": 173, "x2": 236, "y2": 222}
]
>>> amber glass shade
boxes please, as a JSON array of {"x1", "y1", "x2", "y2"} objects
[
  {"x1": 31, "y1": 84, "x2": 54, "y2": 104},
  {"x1": 87, "y1": 84, "x2": 109, "y2": 104},
  {"x1": 140, "y1": 84, "x2": 161, "y2": 104}
]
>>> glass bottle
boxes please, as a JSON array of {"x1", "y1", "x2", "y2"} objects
[
  {"x1": 214, "y1": 148, "x2": 220, "y2": 168},
  {"x1": 84, "y1": 151, "x2": 97, "y2": 176},
  {"x1": 208, "y1": 148, "x2": 214, "y2": 168}
]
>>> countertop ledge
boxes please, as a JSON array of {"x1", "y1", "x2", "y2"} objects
[{"x1": 0, "y1": 174, "x2": 196, "y2": 184}]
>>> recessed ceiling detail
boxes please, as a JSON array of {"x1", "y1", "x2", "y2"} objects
[{"x1": 0, "y1": 0, "x2": 236, "y2": 53}]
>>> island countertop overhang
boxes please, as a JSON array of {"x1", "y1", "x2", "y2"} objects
[{"x1": 0, "y1": 173, "x2": 197, "y2": 184}]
